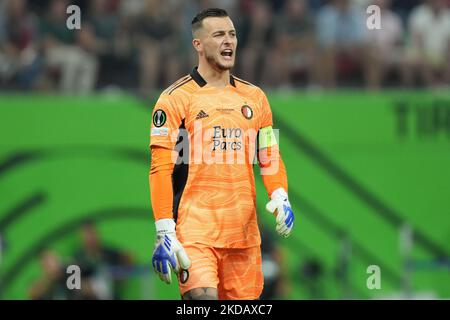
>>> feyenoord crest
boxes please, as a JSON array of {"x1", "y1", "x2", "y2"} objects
[
  {"x1": 153, "y1": 109, "x2": 166, "y2": 127},
  {"x1": 241, "y1": 105, "x2": 253, "y2": 120}
]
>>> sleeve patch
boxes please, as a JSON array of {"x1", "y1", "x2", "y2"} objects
[
  {"x1": 151, "y1": 127, "x2": 169, "y2": 136},
  {"x1": 153, "y1": 109, "x2": 167, "y2": 127}
]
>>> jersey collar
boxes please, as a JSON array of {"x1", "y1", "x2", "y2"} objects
[{"x1": 190, "y1": 67, "x2": 236, "y2": 88}]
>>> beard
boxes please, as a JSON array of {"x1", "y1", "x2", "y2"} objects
[{"x1": 205, "y1": 52, "x2": 233, "y2": 71}]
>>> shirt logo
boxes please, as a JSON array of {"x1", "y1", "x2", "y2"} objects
[
  {"x1": 212, "y1": 126, "x2": 243, "y2": 151},
  {"x1": 195, "y1": 110, "x2": 209, "y2": 120},
  {"x1": 153, "y1": 109, "x2": 167, "y2": 127},
  {"x1": 241, "y1": 105, "x2": 253, "y2": 120},
  {"x1": 216, "y1": 108, "x2": 234, "y2": 114}
]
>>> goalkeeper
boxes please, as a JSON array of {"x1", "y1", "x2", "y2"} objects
[{"x1": 149, "y1": 8, "x2": 294, "y2": 300}]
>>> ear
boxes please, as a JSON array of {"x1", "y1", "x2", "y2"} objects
[{"x1": 192, "y1": 38, "x2": 202, "y2": 53}]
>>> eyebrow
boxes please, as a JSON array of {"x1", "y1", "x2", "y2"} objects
[{"x1": 211, "y1": 29, "x2": 236, "y2": 35}]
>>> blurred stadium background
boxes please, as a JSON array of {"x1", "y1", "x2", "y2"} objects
[{"x1": 0, "y1": 0, "x2": 449, "y2": 299}]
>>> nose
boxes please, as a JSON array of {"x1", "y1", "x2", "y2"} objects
[{"x1": 223, "y1": 34, "x2": 231, "y2": 45}]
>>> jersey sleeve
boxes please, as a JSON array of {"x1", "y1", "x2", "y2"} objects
[
  {"x1": 150, "y1": 93, "x2": 187, "y2": 150},
  {"x1": 149, "y1": 92, "x2": 187, "y2": 221},
  {"x1": 149, "y1": 146, "x2": 175, "y2": 220},
  {"x1": 255, "y1": 88, "x2": 288, "y2": 197},
  {"x1": 258, "y1": 88, "x2": 274, "y2": 129}
]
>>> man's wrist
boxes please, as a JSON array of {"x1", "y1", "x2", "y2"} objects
[
  {"x1": 155, "y1": 218, "x2": 176, "y2": 235},
  {"x1": 270, "y1": 187, "x2": 288, "y2": 200}
]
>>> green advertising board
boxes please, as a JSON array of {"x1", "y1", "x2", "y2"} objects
[{"x1": 0, "y1": 91, "x2": 449, "y2": 299}]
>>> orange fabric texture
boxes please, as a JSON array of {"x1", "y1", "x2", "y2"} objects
[
  {"x1": 259, "y1": 145, "x2": 288, "y2": 197},
  {"x1": 149, "y1": 71, "x2": 288, "y2": 248},
  {"x1": 149, "y1": 146, "x2": 175, "y2": 220},
  {"x1": 178, "y1": 243, "x2": 263, "y2": 300}
]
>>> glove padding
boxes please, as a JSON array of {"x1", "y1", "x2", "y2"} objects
[
  {"x1": 266, "y1": 188, "x2": 295, "y2": 238},
  {"x1": 152, "y1": 219, "x2": 191, "y2": 284}
]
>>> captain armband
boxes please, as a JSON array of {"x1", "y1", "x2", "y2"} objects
[{"x1": 258, "y1": 126, "x2": 278, "y2": 149}]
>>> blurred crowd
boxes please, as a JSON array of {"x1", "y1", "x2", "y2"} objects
[
  {"x1": 29, "y1": 221, "x2": 331, "y2": 300},
  {"x1": 1, "y1": 0, "x2": 450, "y2": 95},
  {"x1": 29, "y1": 221, "x2": 133, "y2": 300},
  {"x1": 28, "y1": 221, "x2": 293, "y2": 300},
  {"x1": 28, "y1": 221, "x2": 355, "y2": 300}
]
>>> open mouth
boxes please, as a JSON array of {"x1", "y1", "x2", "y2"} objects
[{"x1": 221, "y1": 49, "x2": 233, "y2": 60}]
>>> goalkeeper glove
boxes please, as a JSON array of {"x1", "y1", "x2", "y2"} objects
[
  {"x1": 152, "y1": 218, "x2": 191, "y2": 284},
  {"x1": 266, "y1": 188, "x2": 295, "y2": 238}
]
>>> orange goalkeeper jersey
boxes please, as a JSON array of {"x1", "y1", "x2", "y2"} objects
[{"x1": 149, "y1": 67, "x2": 286, "y2": 248}]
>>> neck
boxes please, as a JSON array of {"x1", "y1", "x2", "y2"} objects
[{"x1": 197, "y1": 59, "x2": 230, "y2": 88}]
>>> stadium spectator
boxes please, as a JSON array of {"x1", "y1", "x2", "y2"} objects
[
  {"x1": 391, "y1": 0, "x2": 423, "y2": 26},
  {"x1": 264, "y1": 0, "x2": 316, "y2": 88},
  {"x1": 29, "y1": 249, "x2": 99, "y2": 300},
  {"x1": 0, "y1": 0, "x2": 448, "y2": 92},
  {"x1": 119, "y1": 0, "x2": 146, "y2": 18},
  {"x1": 85, "y1": 0, "x2": 134, "y2": 89},
  {"x1": 307, "y1": 0, "x2": 327, "y2": 14},
  {"x1": 133, "y1": 0, "x2": 182, "y2": 96},
  {"x1": 29, "y1": 250, "x2": 68, "y2": 299},
  {"x1": 0, "y1": 0, "x2": 42, "y2": 90},
  {"x1": 237, "y1": 0, "x2": 276, "y2": 85},
  {"x1": 40, "y1": 0, "x2": 98, "y2": 94},
  {"x1": 404, "y1": 0, "x2": 450, "y2": 88},
  {"x1": 315, "y1": 0, "x2": 368, "y2": 89},
  {"x1": 365, "y1": 0, "x2": 405, "y2": 90},
  {"x1": 259, "y1": 227, "x2": 289, "y2": 299},
  {"x1": 73, "y1": 221, "x2": 133, "y2": 300},
  {"x1": 299, "y1": 258, "x2": 325, "y2": 299}
]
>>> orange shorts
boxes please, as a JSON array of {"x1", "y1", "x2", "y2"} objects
[{"x1": 178, "y1": 244, "x2": 264, "y2": 300}]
